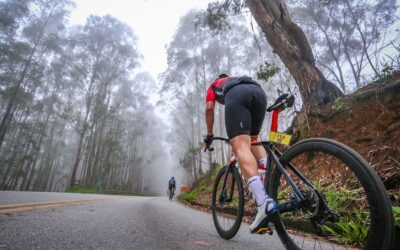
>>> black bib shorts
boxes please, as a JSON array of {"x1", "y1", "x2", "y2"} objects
[{"x1": 224, "y1": 84, "x2": 267, "y2": 139}]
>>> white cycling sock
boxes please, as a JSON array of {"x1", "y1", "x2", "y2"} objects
[{"x1": 247, "y1": 175, "x2": 268, "y2": 206}]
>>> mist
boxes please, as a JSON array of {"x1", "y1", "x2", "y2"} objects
[{"x1": 0, "y1": 0, "x2": 398, "y2": 195}]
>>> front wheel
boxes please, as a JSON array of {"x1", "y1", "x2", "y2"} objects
[
  {"x1": 269, "y1": 138, "x2": 394, "y2": 250},
  {"x1": 212, "y1": 165, "x2": 244, "y2": 239}
]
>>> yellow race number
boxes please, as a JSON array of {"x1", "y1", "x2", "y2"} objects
[{"x1": 269, "y1": 131, "x2": 292, "y2": 145}]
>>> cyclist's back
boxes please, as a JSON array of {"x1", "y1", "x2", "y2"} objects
[{"x1": 168, "y1": 177, "x2": 176, "y2": 191}]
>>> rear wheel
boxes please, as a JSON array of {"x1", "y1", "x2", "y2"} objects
[
  {"x1": 212, "y1": 165, "x2": 244, "y2": 239},
  {"x1": 269, "y1": 138, "x2": 394, "y2": 250}
]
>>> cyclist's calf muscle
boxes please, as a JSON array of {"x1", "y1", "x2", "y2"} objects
[{"x1": 250, "y1": 135, "x2": 267, "y2": 161}]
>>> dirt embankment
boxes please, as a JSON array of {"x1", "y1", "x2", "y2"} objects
[{"x1": 292, "y1": 72, "x2": 400, "y2": 204}]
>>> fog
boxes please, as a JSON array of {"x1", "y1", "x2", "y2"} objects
[{"x1": 0, "y1": 0, "x2": 398, "y2": 194}]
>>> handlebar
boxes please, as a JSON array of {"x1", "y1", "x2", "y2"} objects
[{"x1": 204, "y1": 137, "x2": 229, "y2": 152}]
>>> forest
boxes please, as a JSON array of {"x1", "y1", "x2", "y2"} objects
[
  {"x1": 0, "y1": 0, "x2": 398, "y2": 194},
  {"x1": 0, "y1": 0, "x2": 165, "y2": 193}
]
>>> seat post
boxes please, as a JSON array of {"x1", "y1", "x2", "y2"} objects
[{"x1": 270, "y1": 109, "x2": 281, "y2": 132}]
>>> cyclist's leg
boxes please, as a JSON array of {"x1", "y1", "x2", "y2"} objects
[
  {"x1": 251, "y1": 135, "x2": 268, "y2": 185},
  {"x1": 230, "y1": 135, "x2": 258, "y2": 179},
  {"x1": 251, "y1": 135, "x2": 267, "y2": 165},
  {"x1": 226, "y1": 85, "x2": 276, "y2": 233},
  {"x1": 225, "y1": 85, "x2": 267, "y2": 203},
  {"x1": 249, "y1": 86, "x2": 267, "y2": 166}
]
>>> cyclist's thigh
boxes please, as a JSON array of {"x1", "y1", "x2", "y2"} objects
[
  {"x1": 225, "y1": 86, "x2": 253, "y2": 139},
  {"x1": 250, "y1": 86, "x2": 267, "y2": 136}
]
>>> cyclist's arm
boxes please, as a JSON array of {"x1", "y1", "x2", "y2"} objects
[{"x1": 205, "y1": 101, "x2": 215, "y2": 135}]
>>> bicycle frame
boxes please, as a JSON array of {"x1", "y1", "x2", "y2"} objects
[
  {"x1": 216, "y1": 138, "x2": 331, "y2": 216},
  {"x1": 211, "y1": 108, "x2": 327, "y2": 214}
]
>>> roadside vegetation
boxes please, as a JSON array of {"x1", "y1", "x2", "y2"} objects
[
  {"x1": 66, "y1": 185, "x2": 142, "y2": 196},
  {"x1": 180, "y1": 159, "x2": 400, "y2": 247}
]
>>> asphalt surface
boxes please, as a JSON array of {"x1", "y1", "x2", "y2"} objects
[
  {"x1": 0, "y1": 191, "x2": 285, "y2": 249},
  {"x1": 0, "y1": 191, "x2": 348, "y2": 250},
  {"x1": 0, "y1": 191, "x2": 117, "y2": 205}
]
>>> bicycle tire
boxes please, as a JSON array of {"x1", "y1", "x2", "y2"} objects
[
  {"x1": 269, "y1": 138, "x2": 394, "y2": 250},
  {"x1": 212, "y1": 165, "x2": 244, "y2": 239}
]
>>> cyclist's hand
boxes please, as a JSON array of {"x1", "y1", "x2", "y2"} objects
[{"x1": 203, "y1": 134, "x2": 214, "y2": 149}]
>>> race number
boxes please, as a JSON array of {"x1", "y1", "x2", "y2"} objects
[{"x1": 269, "y1": 131, "x2": 292, "y2": 145}]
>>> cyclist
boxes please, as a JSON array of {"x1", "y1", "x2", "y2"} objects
[
  {"x1": 168, "y1": 177, "x2": 176, "y2": 198},
  {"x1": 204, "y1": 73, "x2": 278, "y2": 234}
]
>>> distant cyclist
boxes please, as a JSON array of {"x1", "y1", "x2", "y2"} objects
[
  {"x1": 168, "y1": 177, "x2": 176, "y2": 200},
  {"x1": 204, "y1": 73, "x2": 278, "y2": 234}
]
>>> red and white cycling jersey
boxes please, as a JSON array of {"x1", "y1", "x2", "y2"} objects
[{"x1": 205, "y1": 77, "x2": 230, "y2": 104}]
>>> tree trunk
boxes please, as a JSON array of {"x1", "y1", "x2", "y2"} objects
[
  {"x1": 47, "y1": 121, "x2": 66, "y2": 191},
  {"x1": 247, "y1": 0, "x2": 344, "y2": 107},
  {"x1": 70, "y1": 132, "x2": 85, "y2": 187},
  {"x1": 0, "y1": 9, "x2": 53, "y2": 150},
  {"x1": 69, "y1": 65, "x2": 97, "y2": 187}
]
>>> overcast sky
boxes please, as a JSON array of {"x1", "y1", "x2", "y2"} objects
[{"x1": 69, "y1": 0, "x2": 213, "y2": 81}]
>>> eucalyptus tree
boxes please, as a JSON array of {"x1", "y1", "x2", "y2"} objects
[
  {"x1": 289, "y1": 0, "x2": 398, "y2": 92},
  {"x1": 0, "y1": 3, "x2": 164, "y2": 192},
  {"x1": 202, "y1": 0, "x2": 345, "y2": 108},
  {"x1": 89, "y1": 75, "x2": 164, "y2": 193},
  {"x1": 161, "y1": 9, "x2": 267, "y2": 181},
  {"x1": 0, "y1": 0, "x2": 73, "y2": 150},
  {"x1": 67, "y1": 15, "x2": 140, "y2": 187},
  {"x1": 0, "y1": 0, "x2": 73, "y2": 190}
]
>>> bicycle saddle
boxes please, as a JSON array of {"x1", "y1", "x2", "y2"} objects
[{"x1": 266, "y1": 93, "x2": 295, "y2": 112}]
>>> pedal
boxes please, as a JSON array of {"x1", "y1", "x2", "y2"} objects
[{"x1": 255, "y1": 226, "x2": 273, "y2": 235}]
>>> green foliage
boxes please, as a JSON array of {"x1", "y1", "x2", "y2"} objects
[
  {"x1": 66, "y1": 186, "x2": 98, "y2": 194},
  {"x1": 284, "y1": 181, "x2": 370, "y2": 246},
  {"x1": 196, "y1": 0, "x2": 245, "y2": 31},
  {"x1": 256, "y1": 61, "x2": 280, "y2": 82},
  {"x1": 393, "y1": 206, "x2": 400, "y2": 227},
  {"x1": 197, "y1": 178, "x2": 210, "y2": 193},
  {"x1": 376, "y1": 64, "x2": 396, "y2": 82},
  {"x1": 317, "y1": 183, "x2": 368, "y2": 246},
  {"x1": 180, "y1": 191, "x2": 197, "y2": 201},
  {"x1": 324, "y1": 186, "x2": 362, "y2": 213},
  {"x1": 324, "y1": 209, "x2": 369, "y2": 246},
  {"x1": 332, "y1": 97, "x2": 344, "y2": 110}
]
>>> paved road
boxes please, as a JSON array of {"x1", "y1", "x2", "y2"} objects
[{"x1": 0, "y1": 191, "x2": 347, "y2": 250}]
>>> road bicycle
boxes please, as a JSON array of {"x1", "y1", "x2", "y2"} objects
[
  {"x1": 205, "y1": 94, "x2": 394, "y2": 249},
  {"x1": 168, "y1": 188, "x2": 175, "y2": 201}
]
